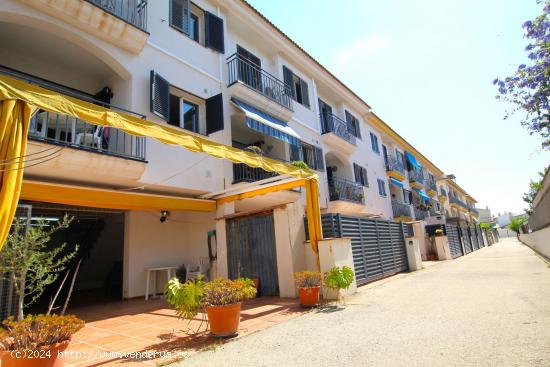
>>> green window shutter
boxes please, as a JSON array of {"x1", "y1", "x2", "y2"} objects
[
  {"x1": 170, "y1": 0, "x2": 190, "y2": 34},
  {"x1": 314, "y1": 146, "x2": 324, "y2": 171},
  {"x1": 283, "y1": 66, "x2": 295, "y2": 99},
  {"x1": 361, "y1": 167, "x2": 369, "y2": 187},
  {"x1": 206, "y1": 93, "x2": 224, "y2": 135},
  {"x1": 205, "y1": 11, "x2": 225, "y2": 53}
]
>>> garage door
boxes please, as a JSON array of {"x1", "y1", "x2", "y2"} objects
[
  {"x1": 446, "y1": 224, "x2": 463, "y2": 258},
  {"x1": 226, "y1": 212, "x2": 278, "y2": 296},
  {"x1": 320, "y1": 214, "x2": 408, "y2": 285}
]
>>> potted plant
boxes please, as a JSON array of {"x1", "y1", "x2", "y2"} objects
[
  {"x1": 293, "y1": 271, "x2": 322, "y2": 307},
  {"x1": 290, "y1": 160, "x2": 309, "y2": 170},
  {"x1": 164, "y1": 277, "x2": 256, "y2": 337},
  {"x1": 323, "y1": 266, "x2": 354, "y2": 305},
  {"x1": 0, "y1": 314, "x2": 84, "y2": 367}
]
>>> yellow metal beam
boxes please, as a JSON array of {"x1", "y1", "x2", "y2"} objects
[{"x1": 21, "y1": 181, "x2": 216, "y2": 212}]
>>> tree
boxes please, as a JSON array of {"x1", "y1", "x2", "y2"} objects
[
  {"x1": 494, "y1": 0, "x2": 550, "y2": 150},
  {"x1": 0, "y1": 215, "x2": 78, "y2": 321},
  {"x1": 508, "y1": 216, "x2": 528, "y2": 239},
  {"x1": 523, "y1": 167, "x2": 548, "y2": 214}
]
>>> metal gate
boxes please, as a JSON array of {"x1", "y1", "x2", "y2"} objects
[
  {"x1": 477, "y1": 226, "x2": 485, "y2": 247},
  {"x1": 320, "y1": 214, "x2": 408, "y2": 285},
  {"x1": 226, "y1": 212, "x2": 279, "y2": 296},
  {"x1": 461, "y1": 226, "x2": 473, "y2": 254},
  {"x1": 470, "y1": 227, "x2": 479, "y2": 251},
  {"x1": 446, "y1": 224, "x2": 463, "y2": 258}
]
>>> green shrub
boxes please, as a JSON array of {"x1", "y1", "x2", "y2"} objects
[
  {"x1": 204, "y1": 278, "x2": 256, "y2": 307},
  {"x1": 293, "y1": 271, "x2": 321, "y2": 288},
  {"x1": 290, "y1": 160, "x2": 309, "y2": 170},
  {"x1": 324, "y1": 266, "x2": 354, "y2": 290},
  {"x1": 0, "y1": 314, "x2": 84, "y2": 351}
]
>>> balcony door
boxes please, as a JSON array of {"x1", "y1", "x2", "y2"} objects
[{"x1": 237, "y1": 45, "x2": 262, "y2": 92}]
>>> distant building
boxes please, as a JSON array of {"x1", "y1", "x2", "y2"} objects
[
  {"x1": 477, "y1": 206, "x2": 493, "y2": 223},
  {"x1": 496, "y1": 212, "x2": 514, "y2": 228}
]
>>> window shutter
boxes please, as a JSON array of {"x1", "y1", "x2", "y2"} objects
[
  {"x1": 170, "y1": 0, "x2": 189, "y2": 34},
  {"x1": 354, "y1": 118, "x2": 362, "y2": 139},
  {"x1": 150, "y1": 71, "x2": 170, "y2": 121},
  {"x1": 314, "y1": 146, "x2": 324, "y2": 171},
  {"x1": 206, "y1": 93, "x2": 224, "y2": 135},
  {"x1": 353, "y1": 163, "x2": 362, "y2": 184},
  {"x1": 361, "y1": 167, "x2": 369, "y2": 187},
  {"x1": 300, "y1": 79, "x2": 310, "y2": 107},
  {"x1": 283, "y1": 66, "x2": 295, "y2": 98},
  {"x1": 168, "y1": 94, "x2": 180, "y2": 127},
  {"x1": 205, "y1": 11, "x2": 225, "y2": 53}
]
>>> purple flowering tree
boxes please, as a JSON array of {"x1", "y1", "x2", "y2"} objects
[{"x1": 494, "y1": 0, "x2": 550, "y2": 149}]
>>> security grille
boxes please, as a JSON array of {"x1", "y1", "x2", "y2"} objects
[
  {"x1": 446, "y1": 224, "x2": 463, "y2": 258},
  {"x1": 461, "y1": 226, "x2": 473, "y2": 254},
  {"x1": 470, "y1": 227, "x2": 479, "y2": 251},
  {"x1": 477, "y1": 226, "x2": 485, "y2": 247},
  {"x1": 320, "y1": 214, "x2": 408, "y2": 285}
]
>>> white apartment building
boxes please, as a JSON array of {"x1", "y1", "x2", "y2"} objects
[{"x1": 0, "y1": 0, "x2": 482, "y2": 304}]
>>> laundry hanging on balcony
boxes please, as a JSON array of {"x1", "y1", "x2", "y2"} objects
[
  {"x1": 231, "y1": 98, "x2": 301, "y2": 146},
  {"x1": 413, "y1": 187, "x2": 430, "y2": 202},
  {"x1": 405, "y1": 151, "x2": 422, "y2": 170},
  {"x1": 389, "y1": 177, "x2": 404, "y2": 188}
]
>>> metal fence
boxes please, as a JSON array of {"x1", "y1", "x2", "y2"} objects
[
  {"x1": 446, "y1": 224, "x2": 463, "y2": 258},
  {"x1": 232, "y1": 162, "x2": 278, "y2": 184},
  {"x1": 320, "y1": 112, "x2": 357, "y2": 145},
  {"x1": 318, "y1": 214, "x2": 408, "y2": 285}
]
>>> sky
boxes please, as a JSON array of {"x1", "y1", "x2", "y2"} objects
[{"x1": 247, "y1": 0, "x2": 550, "y2": 216}]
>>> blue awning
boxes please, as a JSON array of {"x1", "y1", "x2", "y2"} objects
[
  {"x1": 413, "y1": 187, "x2": 430, "y2": 202},
  {"x1": 231, "y1": 98, "x2": 301, "y2": 146},
  {"x1": 390, "y1": 177, "x2": 404, "y2": 188},
  {"x1": 405, "y1": 151, "x2": 422, "y2": 170}
]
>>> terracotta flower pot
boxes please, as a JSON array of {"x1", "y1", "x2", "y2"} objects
[
  {"x1": 298, "y1": 286, "x2": 321, "y2": 307},
  {"x1": 207, "y1": 302, "x2": 242, "y2": 337},
  {"x1": 1, "y1": 340, "x2": 70, "y2": 367}
]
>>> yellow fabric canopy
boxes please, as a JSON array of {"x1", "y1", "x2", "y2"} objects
[
  {"x1": 0, "y1": 99, "x2": 32, "y2": 249},
  {"x1": 0, "y1": 74, "x2": 322, "y2": 260},
  {"x1": 21, "y1": 181, "x2": 216, "y2": 212}
]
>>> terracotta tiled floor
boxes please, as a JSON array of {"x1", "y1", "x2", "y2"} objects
[{"x1": 64, "y1": 297, "x2": 305, "y2": 366}]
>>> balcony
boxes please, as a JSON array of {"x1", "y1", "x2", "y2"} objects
[
  {"x1": 227, "y1": 54, "x2": 293, "y2": 121},
  {"x1": 408, "y1": 169, "x2": 424, "y2": 189},
  {"x1": 449, "y1": 196, "x2": 469, "y2": 212},
  {"x1": 29, "y1": 111, "x2": 146, "y2": 161},
  {"x1": 469, "y1": 206, "x2": 479, "y2": 217},
  {"x1": 392, "y1": 200, "x2": 413, "y2": 221},
  {"x1": 426, "y1": 180, "x2": 437, "y2": 197},
  {"x1": 320, "y1": 112, "x2": 357, "y2": 154},
  {"x1": 438, "y1": 188, "x2": 448, "y2": 202},
  {"x1": 19, "y1": 0, "x2": 149, "y2": 53},
  {"x1": 328, "y1": 177, "x2": 364, "y2": 204},
  {"x1": 386, "y1": 156, "x2": 406, "y2": 181},
  {"x1": 233, "y1": 163, "x2": 278, "y2": 184},
  {"x1": 414, "y1": 207, "x2": 429, "y2": 220}
]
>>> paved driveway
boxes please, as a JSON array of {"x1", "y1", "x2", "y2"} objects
[{"x1": 178, "y1": 238, "x2": 550, "y2": 367}]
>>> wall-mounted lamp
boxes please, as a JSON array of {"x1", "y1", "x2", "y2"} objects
[{"x1": 160, "y1": 210, "x2": 170, "y2": 223}]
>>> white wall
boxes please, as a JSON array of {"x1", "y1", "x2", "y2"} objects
[
  {"x1": 520, "y1": 227, "x2": 550, "y2": 260},
  {"x1": 124, "y1": 210, "x2": 216, "y2": 298}
]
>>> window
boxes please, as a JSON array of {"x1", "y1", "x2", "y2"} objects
[
  {"x1": 377, "y1": 179, "x2": 387, "y2": 197},
  {"x1": 370, "y1": 132, "x2": 380, "y2": 154},
  {"x1": 353, "y1": 163, "x2": 369, "y2": 187},
  {"x1": 168, "y1": 93, "x2": 200, "y2": 134},
  {"x1": 170, "y1": 0, "x2": 224, "y2": 52},
  {"x1": 396, "y1": 150, "x2": 406, "y2": 167},
  {"x1": 283, "y1": 66, "x2": 310, "y2": 107},
  {"x1": 290, "y1": 142, "x2": 324, "y2": 171},
  {"x1": 189, "y1": 13, "x2": 199, "y2": 42},
  {"x1": 345, "y1": 111, "x2": 361, "y2": 138},
  {"x1": 403, "y1": 188, "x2": 412, "y2": 204}
]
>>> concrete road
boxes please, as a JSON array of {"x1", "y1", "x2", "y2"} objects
[{"x1": 178, "y1": 238, "x2": 550, "y2": 367}]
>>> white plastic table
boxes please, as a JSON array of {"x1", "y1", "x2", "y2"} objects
[{"x1": 145, "y1": 266, "x2": 177, "y2": 300}]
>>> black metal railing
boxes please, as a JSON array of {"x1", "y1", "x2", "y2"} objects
[
  {"x1": 86, "y1": 0, "x2": 148, "y2": 31},
  {"x1": 386, "y1": 156, "x2": 405, "y2": 174},
  {"x1": 232, "y1": 163, "x2": 278, "y2": 184},
  {"x1": 328, "y1": 176, "x2": 364, "y2": 204},
  {"x1": 408, "y1": 169, "x2": 424, "y2": 184},
  {"x1": 320, "y1": 112, "x2": 357, "y2": 145},
  {"x1": 427, "y1": 180, "x2": 437, "y2": 192},
  {"x1": 392, "y1": 200, "x2": 412, "y2": 218},
  {"x1": 227, "y1": 54, "x2": 293, "y2": 111},
  {"x1": 414, "y1": 207, "x2": 429, "y2": 220},
  {"x1": 449, "y1": 196, "x2": 468, "y2": 209},
  {"x1": 29, "y1": 111, "x2": 146, "y2": 161}
]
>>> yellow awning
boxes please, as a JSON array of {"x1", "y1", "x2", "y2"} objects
[{"x1": 21, "y1": 181, "x2": 216, "y2": 212}]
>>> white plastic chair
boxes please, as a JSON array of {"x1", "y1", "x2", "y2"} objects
[{"x1": 75, "y1": 125, "x2": 104, "y2": 150}]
